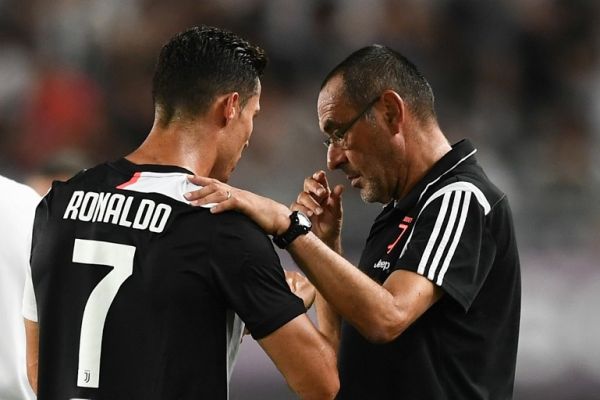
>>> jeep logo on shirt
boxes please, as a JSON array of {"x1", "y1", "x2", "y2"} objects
[{"x1": 373, "y1": 260, "x2": 390, "y2": 271}]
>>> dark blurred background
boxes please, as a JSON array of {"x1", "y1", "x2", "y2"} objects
[{"x1": 1, "y1": 0, "x2": 599, "y2": 398}]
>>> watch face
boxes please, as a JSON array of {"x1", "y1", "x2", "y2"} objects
[{"x1": 297, "y1": 211, "x2": 312, "y2": 228}]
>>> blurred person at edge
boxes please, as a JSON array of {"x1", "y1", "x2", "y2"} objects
[
  {"x1": 187, "y1": 45, "x2": 521, "y2": 399},
  {"x1": 23, "y1": 26, "x2": 338, "y2": 400},
  {"x1": 0, "y1": 175, "x2": 39, "y2": 400}
]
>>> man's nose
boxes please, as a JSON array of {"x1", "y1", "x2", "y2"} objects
[{"x1": 327, "y1": 144, "x2": 346, "y2": 170}]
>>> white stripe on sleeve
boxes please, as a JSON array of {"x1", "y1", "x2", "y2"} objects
[
  {"x1": 436, "y1": 191, "x2": 472, "y2": 285},
  {"x1": 401, "y1": 181, "x2": 491, "y2": 286},
  {"x1": 427, "y1": 191, "x2": 463, "y2": 280},
  {"x1": 417, "y1": 192, "x2": 451, "y2": 275}
]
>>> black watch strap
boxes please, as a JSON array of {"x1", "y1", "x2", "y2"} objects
[{"x1": 272, "y1": 211, "x2": 311, "y2": 249}]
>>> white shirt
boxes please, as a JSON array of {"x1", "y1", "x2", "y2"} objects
[{"x1": 0, "y1": 175, "x2": 39, "y2": 400}]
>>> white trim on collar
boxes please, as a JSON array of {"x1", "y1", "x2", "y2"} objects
[{"x1": 416, "y1": 148, "x2": 477, "y2": 205}]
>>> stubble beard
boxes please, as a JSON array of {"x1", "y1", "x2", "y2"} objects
[{"x1": 359, "y1": 178, "x2": 385, "y2": 204}]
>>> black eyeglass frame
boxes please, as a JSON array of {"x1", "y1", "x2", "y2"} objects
[{"x1": 322, "y1": 95, "x2": 380, "y2": 148}]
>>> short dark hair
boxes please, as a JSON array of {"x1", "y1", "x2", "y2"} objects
[
  {"x1": 321, "y1": 45, "x2": 436, "y2": 123},
  {"x1": 152, "y1": 25, "x2": 267, "y2": 125}
]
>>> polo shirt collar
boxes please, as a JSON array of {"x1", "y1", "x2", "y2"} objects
[{"x1": 393, "y1": 139, "x2": 477, "y2": 213}]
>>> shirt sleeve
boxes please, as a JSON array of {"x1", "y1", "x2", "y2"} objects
[
  {"x1": 395, "y1": 185, "x2": 496, "y2": 311},
  {"x1": 210, "y1": 214, "x2": 306, "y2": 339}
]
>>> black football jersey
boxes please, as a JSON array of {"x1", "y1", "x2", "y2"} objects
[
  {"x1": 337, "y1": 140, "x2": 521, "y2": 399},
  {"x1": 29, "y1": 159, "x2": 305, "y2": 400}
]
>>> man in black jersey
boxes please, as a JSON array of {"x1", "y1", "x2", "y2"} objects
[
  {"x1": 188, "y1": 45, "x2": 521, "y2": 399},
  {"x1": 23, "y1": 26, "x2": 338, "y2": 400}
]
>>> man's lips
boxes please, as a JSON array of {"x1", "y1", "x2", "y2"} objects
[{"x1": 347, "y1": 174, "x2": 361, "y2": 187}]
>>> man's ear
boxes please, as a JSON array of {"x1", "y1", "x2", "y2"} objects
[
  {"x1": 223, "y1": 92, "x2": 240, "y2": 125},
  {"x1": 381, "y1": 90, "x2": 405, "y2": 133}
]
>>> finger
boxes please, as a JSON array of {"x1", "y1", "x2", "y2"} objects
[
  {"x1": 205, "y1": 200, "x2": 232, "y2": 214},
  {"x1": 186, "y1": 187, "x2": 229, "y2": 203},
  {"x1": 296, "y1": 192, "x2": 324, "y2": 215},
  {"x1": 331, "y1": 184, "x2": 344, "y2": 200},
  {"x1": 189, "y1": 190, "x2": 236, "y2": 213},
  {"x1": 290, "y1": 201, "x2": 317, "y2": 218},
  {"x1": 192, "y1": 188, "x2": 232, "y2": 205},
  {"x1": 303, "y1": 177, "x2": 328, "y2": 202},
  {"x1": 328, "y1": 184, "x2": 345, "y2": 214},
  {"x1": 187, "y1": 175, "x2": 216, "y2": 186},
  {"x1": 185, "y1": 175, "x2": 219, "y2": 201},
  {"x1": 185, "y1": 175, "x2": 233, "y2": 203},
  {"x1": 184, "y1": 184, "x2": 219, "y2": 202},
  {"x1": 312, "y1": 171, "x2": 331, "y2": 193}
]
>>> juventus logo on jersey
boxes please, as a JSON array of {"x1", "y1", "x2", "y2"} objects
[{"x1": 386, "y1": 216, "x2": 413, "y2": 254}]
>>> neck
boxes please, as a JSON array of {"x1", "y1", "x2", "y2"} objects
[
  {"x1": 395, "y1": 122, "x2": 451, "y2": 200},
  {"x1": 126, "y1": 118, "x2": 217, "y2": 176}
]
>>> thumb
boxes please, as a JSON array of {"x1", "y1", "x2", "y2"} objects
[
  {"x1": 332, "y1": 184, "x2": 344, "y2": 199},
  {"x1": 329, "y1": 184, "x2": 344, "y2": 210}
]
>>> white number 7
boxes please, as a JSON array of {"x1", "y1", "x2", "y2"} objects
[{"x1": 72, "y1": 239, "x2": 136, "y2": 388}]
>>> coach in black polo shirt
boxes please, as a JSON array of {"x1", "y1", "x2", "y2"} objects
[{"x1": 189, "y1": 45, "x2": 521, "y2": 399}]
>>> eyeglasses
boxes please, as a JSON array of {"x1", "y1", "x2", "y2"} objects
[{"x1": 323, "y1": 96, "x2": 380, "y2": 149}]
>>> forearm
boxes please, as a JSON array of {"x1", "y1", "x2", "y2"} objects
[
  {"x1": 315, "y1": 292, "x2": 341, "y2": 352},
  {"x1": 240, "y1": 189, "x2": 291, "y2": 236},
  {"x1": 24, "y1": 318, "x2": 39, "y2": 394},
  {"x1": 323, "y1": 236, "x2": 342, "y2": 254},
  {"x1": 315, "y1": 229, "x2": 342, "y2": 350},
  {"x1": 184, "y1": 177, "x2": 425, "y2": 342},
  {"x1": 288, "y1": 233, "x2": 404, "y2": 343},
  {"x1": 259, "y1": 315, "x2": 339, "y2": 399}
]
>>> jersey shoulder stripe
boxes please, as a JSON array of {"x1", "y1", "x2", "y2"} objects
[
  {"x1": 401, "y1": 181, "x2": 491, "y2": 285},
  {"x1": 117, "y1": 171, "x2": 215, "y2": 208}
]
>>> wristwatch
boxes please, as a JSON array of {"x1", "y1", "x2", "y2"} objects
[{"x1": 272, "y1": 211, "x2": 312, "y2": 249}]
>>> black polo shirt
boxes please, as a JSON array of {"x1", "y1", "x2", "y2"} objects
[{"x1": 337, "y1": 140, "x2": 521, "y2": 399}]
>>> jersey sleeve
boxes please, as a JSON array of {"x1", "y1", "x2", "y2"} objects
[
  {"x1": 210, "y1": 214, "x2": 306, "y2": 340},
  {"x1": 395, "y1": 185, "x2": 495, "y2": 311}
]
